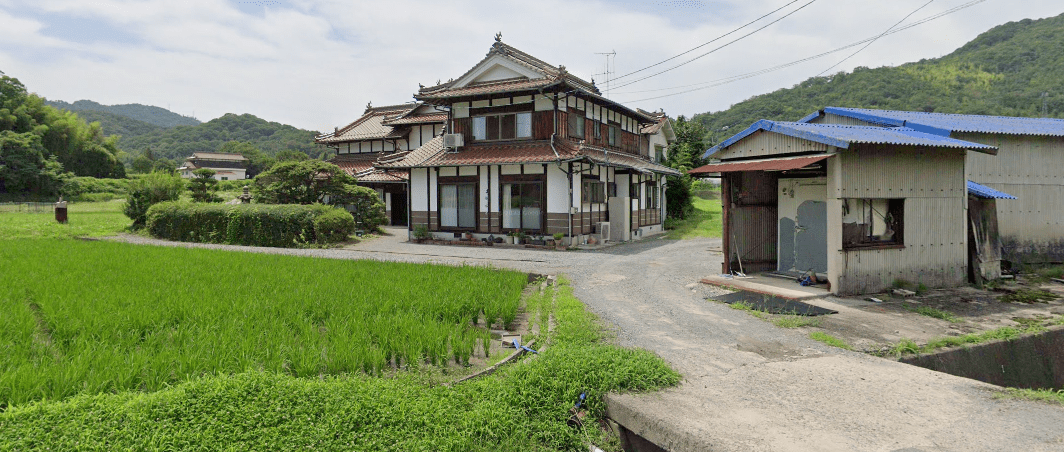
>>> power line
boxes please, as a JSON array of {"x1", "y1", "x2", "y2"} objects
[
  {"x1": 616, "y1": 0, "x2": 988, "y2": 104},
  {"x1": 816, "y1": 0, "x2": 936, "y2": 77},
  {"x1": 612, "y1": 0, "x2": 803, "y2": 82},
  {"x1": 611, "y1": 0, "x2": 821, "y2": 90}
]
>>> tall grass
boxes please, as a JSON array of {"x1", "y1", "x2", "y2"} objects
[{"x1": 0, "y1": 240, "x2": 527, "y2": 406}]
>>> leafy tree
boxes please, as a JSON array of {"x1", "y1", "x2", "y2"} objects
[
  {"x1": 251, "y1": 160, "x2": 384, "y2": 230},
  {"x1": 252, "y1": 160, "x2": 354, "y2": 205},
  {"x1": 663, "y1": 116, "x2": 710, "y2": 220},
  {"x1": 131, "y1": 154, "x2": 153, "y2": 173},
  {"x1": 124, "y1": 171, "x2": 185, "y2": 228},
  {"x1": 0, "y1": 131, "x2": 66, "y2": 196},
  {"x1": 275, "y1": 149, "x2": 309, "y2": 162},
  {"x1": 188, "y1": 168, "x2": 222, "y2": 202},
  {"x1": 331, "y1": 184, "x2": 386, "y2": 231}
]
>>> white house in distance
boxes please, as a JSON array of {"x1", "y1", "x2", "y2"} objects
[
  {"x1": 177, "y1": 152, "x2": 248, "y2": 180},
  {"x1": 315, "y1": 102, "x2": 446, "y2": 226},
  {"x1": 377, "y1": 37, "x2": 679, "y2": 244}
]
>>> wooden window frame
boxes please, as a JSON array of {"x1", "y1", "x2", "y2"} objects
[
  {"x1": 581, "y1": 180, "x2": 606, "y2": 203},
  {"x1": 499, "y1": 174, "x2": 546, "y2": 233},
  {"x1": 471, "y1": 112, "x2": 533, "y2": 142},
  {"x1": 437, "y1": 176, "x2": 479, "y2": 231},
  {"x1": 568, "y1": 108, "x2": 585, "y2": 139},
  {"x1": 842, "y1": 198, "x2": 905, "y2": 250}
]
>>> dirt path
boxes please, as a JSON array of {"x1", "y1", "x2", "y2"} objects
[{"x1": 107, "y1": 230, "x2": 1064, "y2": 451}]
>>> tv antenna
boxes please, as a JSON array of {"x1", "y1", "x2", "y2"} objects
[{"x1": 593, "y1": 50, "x2": 616, "y2": 98}]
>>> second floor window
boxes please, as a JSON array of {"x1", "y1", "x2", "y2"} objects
[
  {"x1": 608, "y1": 125, "x2": 619, "y2": 146},
  {"x1": 568, "y1": 110, "x2": 585, "y2": 139},
  {"x1": 472, "y1": 112, "x2": 532, "y2": 141}
]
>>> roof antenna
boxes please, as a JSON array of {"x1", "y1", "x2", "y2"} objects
[{"x1": 593, "y1": 50, "x2": 616, "y2": 98}]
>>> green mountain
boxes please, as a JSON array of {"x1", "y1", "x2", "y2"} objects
[
  {"x1": 60, "y1": 109, "x2": 164, "y2": 139},
  {"x1": 117, "y1": 113, "x2": 323, "y2": 161},
  {"x1": 692, "y1": 13, "x2": 1064, "y2": 146},
  {"x1": 45, "y1": 99, "x2": 200, "y2": 128}
]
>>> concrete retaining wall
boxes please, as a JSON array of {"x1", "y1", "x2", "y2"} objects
[{"x1": 900, "y1": 326, "x2": 1064, "y2": 390}]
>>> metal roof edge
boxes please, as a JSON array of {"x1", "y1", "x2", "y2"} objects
[
  {"x1": 796, "y1": 110, "x2": 822, "y2": 124},
  {"x1": 822, "y1": 107, "x2": 906, "y2": 128},
  {"x1": 967, "y1": 180, "x2": 1017, "y2": 199},
  {"x1": 702, "y1": 120, "x2": 853, "y2": 159}
]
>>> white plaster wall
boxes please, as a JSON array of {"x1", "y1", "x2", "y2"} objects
[
  {"x1": 534, "y1": 94, "x2": 554, "y2": 111},
  {"x1": 410, "y1": 168, "x2": 429, "y2": 211},
  {"x1": 480, "y1": 168, "x2": 490, "y2": 212},
  {"x1": 489, "y1": 166, "x2": 500, "y2": 212},
  {"x1": 458, "y1": 166, "x2": 477, "y2": 176},
  {"x1": 501, "y1": 164, "x2": 522, "y2": 175},
  {"x1": 453, "y1": 102, "x2": 469, "y2": 119},
  {"x1": 439, "y1": 167, "x2": 457, "y2": 177},
  {"x1": 547, "y1": 164, "x2": 570, "y2": 213}
]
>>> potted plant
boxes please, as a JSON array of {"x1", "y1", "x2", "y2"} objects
[
  {"x1": 553, "y1": 233, "x2": 566, "y2": 250},
  {"x1": 516, "y1": 230, "x2": 528, "y2": 245}
]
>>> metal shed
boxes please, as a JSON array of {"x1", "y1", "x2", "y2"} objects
[{"x1": 690, "y1": 120, "x2": 997, "y2": 295}]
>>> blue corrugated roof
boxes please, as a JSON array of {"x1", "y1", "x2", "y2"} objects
[
  {"x1": 811, "y1": 107, "x2": 1064, "y2": 137},
  {"x1": 967, "y1": 181, "x2": 1017, "y2": 199},
  {"x1": 702, "y1": 120, "x2": 998, "y2": 159}
]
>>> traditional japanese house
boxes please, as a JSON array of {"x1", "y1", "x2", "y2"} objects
[
  {"x1": 800, "y1": 108, "x2": 1064, "y2": 265},
  {"x1": 379, "y1": 37, "x2": 679, "y2": 244},
  {"x1": 177, "y1": 152, "x2": 248, "y2": 180},
  {"x1": 689, "y1": 120, "x2": 998, "y2": 295},
  {"x1": 315, "y1": 102, "x2": 446, "y2": 226}
]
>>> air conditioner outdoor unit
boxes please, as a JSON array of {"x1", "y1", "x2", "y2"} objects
[
  {"x1": 597, "y1": 222, "x2": 611, "y2": 242},
  {"x1": 443, "y1": 133, "x2": 464, "y2": 149}
]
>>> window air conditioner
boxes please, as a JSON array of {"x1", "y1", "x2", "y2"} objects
[{"x1": 443, "y1": 133, "x2": 464, "y2": 149}]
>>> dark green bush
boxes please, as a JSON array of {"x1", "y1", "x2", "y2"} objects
[
  {"x1": 62, "y1": 176, "x2": 129, "y2": 198},
  {"x1": 123, "y1": 171, "x2": 185, "y2": 228},
  {"x1": 146, "y1": 202, "x2": 354, "y2": 247}
]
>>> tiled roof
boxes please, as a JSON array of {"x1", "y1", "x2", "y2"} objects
[
  {"x1": 639, "y1": 110, "x2": 669, "y2": 134},
  {"x1": 808, "y1": 107, "x2": 1064, "y2": 137},
  {"x1": 329, "y1": 152, "x2": 409, "y2": 183},
  {"x1": 190, "y1": 152, "x2": 247, "y2": 161},
  {"x1": 703, "y1": 120, "x2": 999, "y2": 159},
  {"x1": 317, "y1": 103, "x2": 418, "y2": 144},
  {"x1": 417, "y1": 78, "x2": 558, "y2": 100},
  {"x1": 381, "y1": 112, "x2": 447, "y2": 126},
  {"x1": 577, "y1": 144, "x2": 681, "y2": 176},
  {"x1": 376, "y1": 136, "x2": 448, "y2": 169},
  {"x1": 381, "y1": 138, "x2": 679, "y2": 176}
]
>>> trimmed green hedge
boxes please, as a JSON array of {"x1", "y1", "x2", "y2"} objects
[{"x1": 146, "y1": 202, "x2": 355, "y2": 247}]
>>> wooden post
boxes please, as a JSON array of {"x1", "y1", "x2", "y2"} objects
[{"x1": 721, "y1": 174, "x2": 732, "y2": 275}]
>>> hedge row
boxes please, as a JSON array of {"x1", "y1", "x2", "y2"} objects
[{"x1": 146, "y1": 202, "x2": 355, "y2": 247}]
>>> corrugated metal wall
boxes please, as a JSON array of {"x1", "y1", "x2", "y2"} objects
[
  {"x1": 717, "y1": 130, "x2": 831, "y2": 159},
  {"x1": 728, "y1": 171, "x2": 778, "y2": 270},
  {"x1": 963, "y1": 133, "x2": 1064, "y2": 261},
  {"x1": 835, "y1": 145, "x2": 967, "y2": 294},
  {"x1": 816, "y1": 112, "x2": 877, "y2": 127}
]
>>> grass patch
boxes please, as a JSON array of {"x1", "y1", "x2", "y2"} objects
[
  {"x1": 903, "y1": 304, "x2": 962, "y2": 323},
  {"x1": 727, "y1": 301, "x2": 767, "y2": 319},
  {"x1": 884, "y1": 323, "x2": 1048, "y2": 358},
  {"x1": 1000, "y1": 288, "x2": 1060, "y2": 304},
  {"x1": 997, "y1": 388, "x2": 1064, "y2": 406},
  {"x1": 0, "y1": 200, "x2": 129, "y2": 239},
  {"x1": 809, "y1": 331, "x2": 852, "y2": 350},
  {"x1": 664, "y1": 191, "x2": 722, "y2": 240},
  {"x1": 773, "y1": 315, "x2": 822, "y2": 328},
  {"x1": 0, "y1": 270, "x2": 679, "y2": 451}
]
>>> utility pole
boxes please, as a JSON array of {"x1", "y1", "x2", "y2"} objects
[{"x1": 593, "y1": 50, "x2": 616, "y2": 98}]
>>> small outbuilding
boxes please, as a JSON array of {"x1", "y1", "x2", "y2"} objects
[{"x1": 689, "y1": 120, "x2": 997, "y2": 295}]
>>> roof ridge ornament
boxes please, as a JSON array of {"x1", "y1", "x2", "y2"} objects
[
  {"x1": 365, "y1": 101, "x2": 372, "y2": 111},
  {"x1": 495, "y1": 31, "x2": 502, "y2": 42}
]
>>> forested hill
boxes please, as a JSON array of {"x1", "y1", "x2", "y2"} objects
[
  {"x1": 691, "y1": 13, "x2": 1064, "y2": 146},
  {"x1": 117, "y1": 113, "x2": 322, "y2": 161},
  {"x1": 45, "y1": 99, "x2": 200, "y2": 127}
]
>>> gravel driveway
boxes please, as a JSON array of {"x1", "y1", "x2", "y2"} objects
[{"x1": 108, "y1": 228, "x2": 1064, "y2": 451}]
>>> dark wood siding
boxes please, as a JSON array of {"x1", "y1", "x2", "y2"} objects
[
  {"x1": 533, "y1": 110, "x2": 553, "y2": 140},
  {"x1": 453, "y1": 117, "x2": 472, "y2": 138}
]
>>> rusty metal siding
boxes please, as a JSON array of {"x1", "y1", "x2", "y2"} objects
[
  {"x1": 834, "y1": 145, "x2": 967, "y2": 294},
  {"x1": 963, "y1": 133, "x2": 1064, "y2": 256},
  {"x1": 716, "y1": 130, "x2": 830, "y2": 160},
  {"x1": 730, "y1": 206, "x2": 778, "y2": 265}
]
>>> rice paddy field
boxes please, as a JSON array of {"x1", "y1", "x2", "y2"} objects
[
  {"x1": 0, "y1": 202, "x2": 680, "y2": 450},
  {"x1": 0, "y1": 239, "x2": 526, "y2": 406}
]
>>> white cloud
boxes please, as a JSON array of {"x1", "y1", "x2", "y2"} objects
[{"x1": 1, "y1": 0, "x2": 1061, "y2": 133}]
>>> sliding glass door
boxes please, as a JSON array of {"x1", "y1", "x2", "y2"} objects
[
  {"x1": 440, "y1": 183, "x2": 476, "y2": 229},
  {"x1": 502, "y1": 182, "x2": 543, "y2": 231}
]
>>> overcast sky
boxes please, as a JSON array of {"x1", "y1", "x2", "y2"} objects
[{"x1": 1, "y1": 0, "x2": 1061, "y2": 132}]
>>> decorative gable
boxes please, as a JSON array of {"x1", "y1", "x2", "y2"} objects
[{"x1": 452, "y1": 54, "x2": 545, "y2": 88}]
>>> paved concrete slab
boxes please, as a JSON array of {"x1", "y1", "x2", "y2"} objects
[{"x1": 702, "y1": 273, "x2": 830, "y2": 300}]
